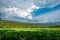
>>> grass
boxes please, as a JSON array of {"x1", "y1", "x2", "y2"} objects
[
  {"x1": 0, "y1": 28, "x2": 60, "y2": 31},
  {"x1": 0, "y1": 20, "x2": 60, "y2": 40},
  {"x1": 0, "y1": 28, "x2": 60, "y2": 40}
]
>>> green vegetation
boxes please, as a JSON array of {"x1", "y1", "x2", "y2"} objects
[
  {"x1": 0, "y1": 28, "x2": 60, "y2": 31},
  {"x1": 0, "y1": 28, "x2": 60, "y2": 40},
  {"x1": 0, "y1": 20, "x2": 60, "y2": 40},
  {"x1": 0, "y1": 20, "x2": 60, "y2": 28}
]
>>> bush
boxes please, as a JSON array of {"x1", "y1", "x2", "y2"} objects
[{"x1": 0, "y1": 30, "x2": 60, "y2": 40}]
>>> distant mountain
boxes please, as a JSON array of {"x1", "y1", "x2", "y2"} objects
[{"x1": 0, "y1": 20, "x2": 60, "y2": 28}]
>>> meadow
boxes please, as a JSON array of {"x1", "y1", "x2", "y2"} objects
[
  {"x1": 0, "y1": 20, "x2": 60, "y2": 40},
  {"x1": 0, "y1": 28, "x2": 60, "y2": 31},
  {"x1": 0, "y1": 28, "x2": 60, "y2": 40}
]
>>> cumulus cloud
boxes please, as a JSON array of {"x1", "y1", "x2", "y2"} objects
[
  {"x1": 33, "y1": 0, "x2": 60, "y2": 8},
  {"x1": 0, "y1": 4, "x2": 39, "y2": 20},
  {"x1": 0, "y1": 7, "x2": 33, "y2": 19},
  {"x1": 0, "y1": 0, "x2": 39, "y2": 9},
  {"x1": 0, "y1": 0, "x2": 60, "y2": 23},
  {"x1": 0, "y1": 0, "x2": 40, "y2": 20},
  {"x1": 33, "y1": 9, "x2": 60, "y2": 23}
]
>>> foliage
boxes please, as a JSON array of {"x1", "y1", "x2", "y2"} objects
[
  {"x1": 0, "y1": 29, "x2": 60, "y2": 40},
  {"x1": 0, "y1": 20, "x2": 60, "y2": 28}
]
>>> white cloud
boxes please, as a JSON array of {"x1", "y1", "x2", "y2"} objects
[
  {"x1": 0, "y1": 0, "x2": 40, "y2": 20},
  {"x1": 0, "y1": 7, "x2": 33, "y2": 19},
  {"x1": 1, "y1": 0, "x2": 60, "y2": 23},
  {"x1": 33, "y1": 0, "x2": 60, "y2": 8},
  {"x1": 0, "y1": 0, "x2": 35, "y2": 20},
  {"x1": 33, "y1": 9, "x2": 60, "y2": 23},
  {"x1": 0, "y1": 0, "x2": 35, "y2": 9}
]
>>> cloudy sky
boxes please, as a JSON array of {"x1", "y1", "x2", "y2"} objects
[{"x1": 0, "y1": 0, "x2": 60, "y2": 23}]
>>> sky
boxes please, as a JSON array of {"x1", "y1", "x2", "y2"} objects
[{"x1": 0, "y1": 0, "x2": 60, "y2": 23}]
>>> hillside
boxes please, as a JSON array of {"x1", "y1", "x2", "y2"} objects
[{"x1": 0, "y1": 20, "x2": 60, "y2": 28}]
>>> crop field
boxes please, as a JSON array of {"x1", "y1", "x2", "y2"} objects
[
  {"x1": 0, "y1": 28, "x2": 60, "y2": 31},
  {"x1": 0, "y1": 20, "x2": 60, "y2": 40},
  {"x1": 0, "y1": 28, "x2": 60, "y2": 40}
]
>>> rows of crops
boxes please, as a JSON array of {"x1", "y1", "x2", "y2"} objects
[{"x1": 0, "y1": 28, "x2": 60, "y2": 40}]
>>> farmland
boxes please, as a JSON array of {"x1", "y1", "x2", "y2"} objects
[
  {"x1": 0, "y1": 20, "x2": 60, "y2": 40},
  {"x1": 0, "y1": 28, "x2": 60, "y2": 31},
  {"x1": 0, "y1": 28, "x2": 60, "y2": 40}
]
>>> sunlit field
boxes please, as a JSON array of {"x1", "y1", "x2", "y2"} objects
[
  {"x1": 0, "y1": 28, "x2": 60, "y2": 31},
  {"x1": 0, "y1": 28, "x2": 60, "y2": 40},
  {"x1": 0, "y1": 0, "x2": 60, "y2": 40},
  {"x1": 0, "y1": 20, "x2": 60, "y2": 40}
]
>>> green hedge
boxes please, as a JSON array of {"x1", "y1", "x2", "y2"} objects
[{"x1": 0, "y1": 30, "x2": 60, "y2": 40}]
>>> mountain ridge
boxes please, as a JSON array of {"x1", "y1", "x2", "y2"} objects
[{"x1": 0, "y1": 20, "x2": 60, "y2": 28}]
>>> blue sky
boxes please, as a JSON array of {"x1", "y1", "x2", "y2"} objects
[{"x1": 0, "y1": 0, "x2": 60, "y2": 23}]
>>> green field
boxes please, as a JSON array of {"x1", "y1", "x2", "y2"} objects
[
  {"x1": 0, "y1": 20, "x2": 60, "y2": 40},
  {"x1": 0, "y1": 28, "x2": 60, "y2": 31},
  {"x1": 0, "y1": 28, "x2": 60, "y2": 40}
]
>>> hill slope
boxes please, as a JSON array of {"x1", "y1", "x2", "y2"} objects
[{"x1": 0, "y1": 20, "x2": 60, "y2": 28}]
